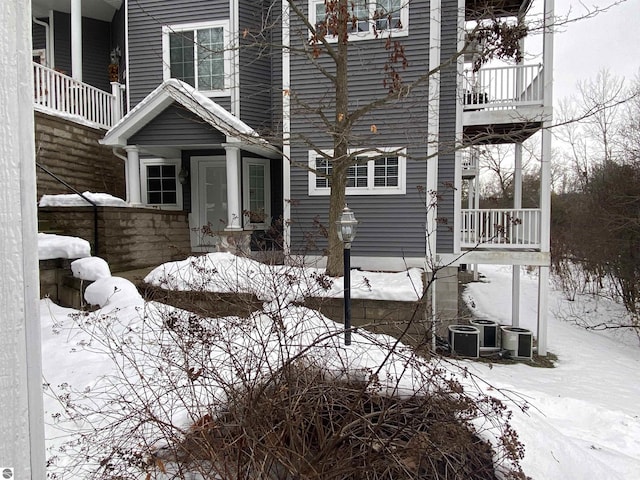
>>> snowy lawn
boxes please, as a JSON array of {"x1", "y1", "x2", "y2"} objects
[{"x1": 39, "y1": 253, "x2": 640, "y2": 479}]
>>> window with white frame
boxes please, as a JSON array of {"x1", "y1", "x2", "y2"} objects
[
  {"x1": 141, "y1": 159, "x2": 182, "y2": 209},
  {"x1": 309, "y1": 148, "x2": 406, "y2": 195},
  {"x1": 162, "y1": 21, "x2": 230, "y2": 94},
  {"x1": 243, "y1": 158, "x2": 271, "y2": 229},
  {"x1": 309, "y1": 0, "x2": 408, "y2": 40}
]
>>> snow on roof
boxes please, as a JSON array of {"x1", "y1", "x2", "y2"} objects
[
  {"x1": 39, "y1": 192, "x2": 128, "y2": 207},
  {"x1": 101, "y1": 79, "x2": 278, "y2": 158},
  {"x1": 38, "y1": 233, "x2": 91, "y2": 260}
]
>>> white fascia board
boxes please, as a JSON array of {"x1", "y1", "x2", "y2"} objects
[
  {"x1": 437, "y1": 250, "x2": 550, "y2": 267},
  {"x1": 101, "y1": 87, "x2": 174, "y2": 146},
  {"x1": 101, "y1": 79, "x2": 279, "y2": 158}
]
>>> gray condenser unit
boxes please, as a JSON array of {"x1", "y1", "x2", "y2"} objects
[
  {"x1": 500, "y1": 326, "x2": 533, "y2": 359},
  {"x1": 469, "y1": 319, "x2": 500, "y2": 349},
  {"x1": 448, "y1": 325, "x2": 480, "y2": 358}
]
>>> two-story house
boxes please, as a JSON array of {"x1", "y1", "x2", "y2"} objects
[{"x1": 32, "y1": 0, "x2": 553, "y2": 354}]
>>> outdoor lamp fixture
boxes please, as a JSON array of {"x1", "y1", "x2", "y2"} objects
[
  {"x1": 178, "y1": 168, "x2": 189, "y2": 185},
  {"x1": 336, "y1": 204, "x2": 358, "y2": 345}
]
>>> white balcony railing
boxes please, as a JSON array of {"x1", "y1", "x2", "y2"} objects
[
  {"x1": 461, "y1": 148, "x2": 479, "y2": 174},
  {"x1": 463, "y1": 64, "x2": 544, "y2": 111},
  {"x1": 33, "y1": 62, "x2": 119, "y2": 129},
  {"x1": 461, "y1": 208, "x2": 541, "y2": 249}
]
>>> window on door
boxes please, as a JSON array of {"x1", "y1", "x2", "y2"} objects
[{"x1": 243, "y1": 159, "x2": 271, "y2": 229}]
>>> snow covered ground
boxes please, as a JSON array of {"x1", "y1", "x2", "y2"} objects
[{"x1": 39, "y1": 253, "x2": 640, "y2": 479}]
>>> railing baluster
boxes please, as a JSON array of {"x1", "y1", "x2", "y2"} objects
[
  {"x1": 460, "y1": 208, "x2": 542, "y2": 249},
  {"x1": 32, "y1": 62, "x2": 119, "y2": 129}
]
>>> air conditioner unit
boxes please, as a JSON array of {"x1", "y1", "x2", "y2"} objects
[
  {"x1": 448, "y1": 325, "x2": 480, "y2": 358},
  {"x1": 500, "y1": 326, "x2": 533, "y2": 360},
  {"x1": 469, "y1": 319, "x2": 499, "y2": 349}
]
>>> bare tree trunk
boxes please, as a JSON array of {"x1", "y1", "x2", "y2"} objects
[{"x1": 326, "y1": 0, "x2": 350, "y2": 277}]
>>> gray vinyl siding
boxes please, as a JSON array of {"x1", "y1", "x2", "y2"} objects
[
  {"x1": 33, "y1": 19, "x2": 47, "y2": 51},
  {"x1": 53, "y1": 11, "x2": 71, "y2": 75},
  {"x1": 238, "y1": 0, "x2": 275, "y2": 132},
  {"x1": 111, "y1": 6, "x2": 126, "y2": 85},
  {"x1": 270, "y1": 1, "x2": 283, "y2": 139},
  {"x1": 82, "y1": 17, "x2": 112, "y2": 92},
  {"x1": 51, "y1": 12, "x2": 112, "y2": 92},
  {"x1": 127, "y1": 0, "x2": 230, "y2": 107},
  {"x1": 435, "y1": 0, "x2": 459, "y2": 254},
  {"x1": 129, "y1": 104, "x2": 227, "y2": 145},
  {"x1": 288, "y1": 0, "x2": 431, "y2": 260}
]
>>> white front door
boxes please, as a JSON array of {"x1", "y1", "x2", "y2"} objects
[{"x1": 191, "y1": 156, "x2": 227, "y2": 248}]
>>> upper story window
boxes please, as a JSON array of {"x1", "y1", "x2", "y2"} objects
[
  {"x1": 162, "y1": 21, "x2": 230, "y2": 96},
  {"x1": 310, "y1": 0, "x2": 409, "y2": 41},
  {"x1": 309, "y1": 148, "x2": 406, "y2": 196}
]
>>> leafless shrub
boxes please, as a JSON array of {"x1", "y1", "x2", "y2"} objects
[{"x1": 44, "y1": 252, "x2": 528, "y2": 480}]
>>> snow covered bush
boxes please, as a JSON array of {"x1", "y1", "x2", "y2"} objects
[{"x1": 43, "y1": 254, "x2": 528, "y2": 479}]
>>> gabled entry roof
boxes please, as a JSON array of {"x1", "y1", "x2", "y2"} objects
[{"x1": 101, "y1": 79, "x2": 278, "y2": 158}]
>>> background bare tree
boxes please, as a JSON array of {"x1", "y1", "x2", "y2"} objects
[{"x1": 551, "y1": 71, "x2": 640, "y2": 329}]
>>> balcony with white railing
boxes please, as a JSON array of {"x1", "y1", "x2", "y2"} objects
[
  {"x1": 462, "y1": 64, "x2": 550, "y2": 142},
  {"x1": 466, "y1": 0, "x2": 533, "y2": 20},
  {"x1": 461, "y1": 147, "x2": 480, "y2": 179},
  {"x1": 461, "y1": 208, "x2": 541, "y2": 250},
  {"x1": 33, "y1": 62, "x2": 123, "y2": 129}
]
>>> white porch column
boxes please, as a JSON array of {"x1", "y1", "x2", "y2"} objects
[
  {"x1": 124, "y1": 146, "x2": 142, "y2": 205},
  {"x1": 426, "y1": 0, "x2": 441, "y2": 269},
  {"x1": 537, "y1": 266, "x2": 549, "y2": 355},
  {"x1": 71, "y1": 0, "x2": 82, "y2": 81},
  {"x1": 223, "y1": 144, "x2": 243, "y2": 230},
  {"x1": 512, "y1": 143, "x2": 523, "y2": 326},
  {"x1": 1, "y1": 0, "x2": 46, "y2": 475}
]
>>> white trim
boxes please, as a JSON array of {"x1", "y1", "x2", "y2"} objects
[
  {"x1": 308, "y1": 147, "x2": 406, "y2": 196},
  {"x1": 282, "y1": 0, "x2": 292, "y2": 255},
  {"x1": 230, "y1": 0, "x2": 240, "y2": 116},
  {"x1": 140, "y1": 157, "x2": 183, "y2": 210},
  {"x1": 32, "y1": 48, "x2": 46, "y2": 65},
  {"x1": 437, "y1": 251, "x2": 550, "y2": 267},
  {"x1": 124, "y1": 0, "x2": 130, "y2": 111},
  {"x1": 71, "y1": 0, "x2": 82, "y2": 81},
  {"x1": 308, "y1": 0, "x2": 409, "y2": 41},
  {"x1": 453, "y1": 0, "x2": 465, "y2": 255},
  {"x1": 161, "y1": 20, "x2": 232, "y2": 97},
  {"x1": 242, "y1": 158, "x2": 271, "y2": 230},
  {"x1": 101, "y1": 79, "x2": 277, "y2": 158},
  {"x1": 426, "y1": 0, "x2": 441, "y2": 270}
]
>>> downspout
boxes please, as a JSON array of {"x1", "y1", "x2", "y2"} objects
[
  {"x1": 32, "y1": 17, "x2": 51, "y2": 66},
  {"x1": 427, "y1": 0, "x2": 442, "y2": 352},
  {"x1": 112, "y1": 147, "x2": 130, "y2": 202}
]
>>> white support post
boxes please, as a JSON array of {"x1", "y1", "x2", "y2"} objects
[
  {"x1": 223, "y1": 144, "x2": 243, "y2": 230},
  {"x1": 111, "y1": 82, "x2": 123, "y2": 123},
  {"x1": 1, "y1": 0, "x2": 46, "y2": 475},
  {"x1": 426, "y1": 0, "x2": 441, "y2": 270},
  {"x1": 512, "y1": 143, "x2": 522, "y2": 326},
  {"x1": 70, "y1": 0, "x2": 82, "y2": 81},
  {"x1": 282, "y1": 0, "x2": 291, "y2": 256},
  {"x1": 512, "y1": 266, "x2": 520, "y2": 326},
  {"x1": 537, "y1": 0, "x2": 554, "y2": 356},
  {"x1": 124, "y1": 146, "x2": 142, "y2": 205},
  {"x1": 537, "y1": 266, "x2": 549, "y2": 355}
]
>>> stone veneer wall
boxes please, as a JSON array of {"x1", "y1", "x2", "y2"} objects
[
  {"x1": 39, "y1": 207, "x2": 191, "y2": 272},
  {"x1": 304, "y1": 295, "x2": 431, "y2": 350},
  {"x1": 34, "y1": 110, "x2": 125, "y2": 200}
]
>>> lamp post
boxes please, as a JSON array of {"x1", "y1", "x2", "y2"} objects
[{"x1": 337, "y1": 204, "x2": 358, "y2": 345}]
